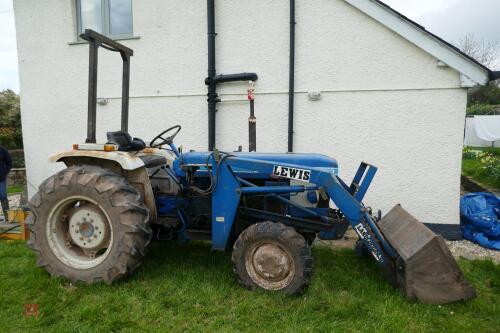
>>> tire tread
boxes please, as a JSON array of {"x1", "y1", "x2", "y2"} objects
[{"x1": 27, "y1": 165, "x2": 151, "y2": 284}]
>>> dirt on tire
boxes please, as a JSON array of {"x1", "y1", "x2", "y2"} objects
[{"x1": 231, "y1": 222, "x2": 313, "y2": 295}]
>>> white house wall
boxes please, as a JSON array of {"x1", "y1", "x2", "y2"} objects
[{"x1": 15, "y1": 0, "x2": 467, "y2": 224}]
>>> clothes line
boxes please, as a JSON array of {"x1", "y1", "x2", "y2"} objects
[{"x1": 464, "y1": 116, "x2": 500, "y2": 147}]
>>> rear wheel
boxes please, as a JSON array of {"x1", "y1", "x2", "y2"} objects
[
  {"x1": 231, "y1": 222, "x2": 313, "y2": 295},
  {"x1": 27, "y1": 166, "x2": 151, "y2": 283}
]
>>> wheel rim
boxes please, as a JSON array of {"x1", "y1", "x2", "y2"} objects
[
  {"x1": 46, "y1": 196, "x2": 113, "y2": 270},
  {"x1": 245, "y1": 241, "x2": 295, "y2": 290}
]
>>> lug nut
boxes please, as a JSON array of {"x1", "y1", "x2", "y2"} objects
[
  {"x1": 95, "y1": 226, "x2": 99, "y2": 230},
  {"x1": 80, "y1": 237, "x2": 84, "y2": 241},
  {"x1": 75, "y1": 230, "x2": 79, "y2": 233},
  {"x1": 93, "y1": 235, "x2": 98, "y2": 239}
]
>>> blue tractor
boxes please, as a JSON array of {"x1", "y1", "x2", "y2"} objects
[{"x1": 27, "y1": 31, "x2": 475, "y2": 304}]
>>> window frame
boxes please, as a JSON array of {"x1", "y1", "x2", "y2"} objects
[{"x1": 75, "y1": 0, "x2": 134, "y2": 40}]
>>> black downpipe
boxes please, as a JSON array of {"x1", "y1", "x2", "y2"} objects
[
  {"x1": 206, "y1": 0, "x2": 258, "y2": 151},
  {"x1": 214, "y1": 72, "x2": 258, "y2": 83},
  {"x1": 288, "y1": 0, "x2": 296, "y2": 152},
  {"x1": 207, "y1": 0, "x2": 217, "y2": 151}
]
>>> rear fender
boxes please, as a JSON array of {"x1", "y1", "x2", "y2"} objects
[
  {"x1": 50, "y1": 150, "x2": 145, "y2": 170},
  {"x1": 50, "y1": 151, "x2": 157, "y2": 223}
]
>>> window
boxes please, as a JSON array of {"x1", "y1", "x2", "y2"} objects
[{"x1": 76, "y1": 0, "x2": 133, "y2": 39}]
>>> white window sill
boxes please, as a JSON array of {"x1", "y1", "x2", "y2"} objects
[{"x1": 68, "y1": 35, "x2": 140, "y2": 45}]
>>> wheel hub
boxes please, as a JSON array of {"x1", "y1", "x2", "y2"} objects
[
  {"x1": 244, "y1": 240, "x2": 296, "y2": 291},
  {"x1": 79, "y1": 222, "x2": 94, "y2": 238},
  {"x1": 252, "y1": 244, "x2": 292, "y2": 281},
  {"x1": 69, "y1": 208, "x2": 108, "y2": 250}
]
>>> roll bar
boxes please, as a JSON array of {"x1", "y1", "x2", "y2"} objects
[{"x1": 80, "y1": 29, "x2": 134, "y2": 143}]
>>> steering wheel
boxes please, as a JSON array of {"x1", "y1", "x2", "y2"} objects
[{"x1": 150, "y1": 125, "x2": 182, "y2": 148}]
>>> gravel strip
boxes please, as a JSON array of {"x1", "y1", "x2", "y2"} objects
[
  {"x1": 446, "y1": 240, "x2": 499, "y2": 263},
  {"x1": 317, "y1": 228, "x2": 499, "y2": 263}
]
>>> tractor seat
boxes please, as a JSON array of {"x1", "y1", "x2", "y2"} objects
[
  {"x1": 139, "y1": 155, "x2": 167, "y2": 168},
  {"x1": 106, "y1": 131, "x2": 146, "y2": 152}
]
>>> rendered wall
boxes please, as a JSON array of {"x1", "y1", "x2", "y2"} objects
[{"x1": 14, "y1": 0, "x2": 467, "y2": 224}]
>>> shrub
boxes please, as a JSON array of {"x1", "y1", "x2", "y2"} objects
[
  {"x1": 0, "y1": 132, "x2": 16, "y2": 149},
  {"x1": 474, "y1": 151, "x2": 500, "y2": 185},
  {"x1": 466, "y1": 103, "x2": 496, "y2": 116},
  {"x1": 0, "y1": 90, "x2": 23, "y2": 149},
  {"x1": 462, "y1": 147, "x2": 477, "y2": 160},
  {"x1": 0, "y1": 129, "x2": 23, "y2": 149}
]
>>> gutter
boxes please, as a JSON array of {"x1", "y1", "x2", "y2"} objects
[{"x1": 490, "y1": 71, "x2": 500, "y2": 81}]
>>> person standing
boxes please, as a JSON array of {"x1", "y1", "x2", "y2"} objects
[{"x1": 0, "y1": 145, "x2": 12, "y2": 221}]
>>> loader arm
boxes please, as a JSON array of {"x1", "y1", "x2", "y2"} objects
[{"x1": 212, "y1": 156, "x2": 396, "y2": 266}]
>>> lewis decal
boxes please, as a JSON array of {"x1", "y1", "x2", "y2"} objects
[{"x1": 272, "y1": 165, "x2": 311, "y2": 182}]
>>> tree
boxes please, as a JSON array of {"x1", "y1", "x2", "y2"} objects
[
  {"x1": 0, "y1": 89, "x2": 23, "y2": 149},
  {"x1": 459, "y1": 33, "x2": 500, "y2": 69},
  {"x1": 459, "y1": 34, "x2": 500, "y2": 113}
]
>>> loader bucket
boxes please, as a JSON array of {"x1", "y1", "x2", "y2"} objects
[{"x1": 378, "y1": 205, "x2": 476, "y2": 304}]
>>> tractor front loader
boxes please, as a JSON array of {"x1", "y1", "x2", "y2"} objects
[{"x1": 27, "y1": 30, "x2": 475, "y2": 304}]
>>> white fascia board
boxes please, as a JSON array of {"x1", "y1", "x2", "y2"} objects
[
  {"x1": 344, "y1": 0, "x2": 490, "y2": 85},
  {"x1": 460, "y1": 74, "x2": 480, "y2": 88}
]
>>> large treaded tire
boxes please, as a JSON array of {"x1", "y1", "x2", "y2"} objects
[
  {"x1": 231, "y1": 222, "x2": 313, "y2": 295},
  {"x1": 26, "y1": 165, "x2": 151, "y2": 283}
]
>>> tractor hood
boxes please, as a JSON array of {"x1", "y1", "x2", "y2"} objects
[{"x1": 175, "y1": 152, "x2": 338, "y2": 176}]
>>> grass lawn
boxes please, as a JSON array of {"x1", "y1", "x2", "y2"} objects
[
  {"x1": 462, "y1": 147, "x2": 500, "y2": 191},
  {"x1": 0, "y1": 241, "x2": 499, "y2": 332},
  {"x1": 7, "y1": 184, "x2": 25, "y2": 195}
]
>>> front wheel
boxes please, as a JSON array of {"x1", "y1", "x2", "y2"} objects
[
  {"x1": 231, "y1": 222, "x2": 313, "y2": 295},
  {"x1": 27, "y1": 166, "x2": 151, "y2": 283}
]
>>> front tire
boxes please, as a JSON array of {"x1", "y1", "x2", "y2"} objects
[
  {"x1": 27, "y1": 166, "x2": 151, "y2": 283},
  {"x1": 231, "y1": 222, "x2": 313, "y2": 295}
]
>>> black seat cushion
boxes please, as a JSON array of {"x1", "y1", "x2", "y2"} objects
[
  {"x1": 107, "y1": 131, "x2": 146, "y2": 152},
  {"x1": 139, "y1": 155, "x2": 167, "y2": 168}
]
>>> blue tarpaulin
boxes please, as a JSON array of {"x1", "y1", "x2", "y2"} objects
[{"x1": 460, "y1": 193, "x2": 500, "y2": 251}]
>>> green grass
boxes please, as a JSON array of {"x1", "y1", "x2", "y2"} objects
[
  {"x1": 462, "y1": 159, "x2": 499, "y2": 190},
  {"x1": 7, "y1": 184, "x2": 25, "y2": 195},
  {"x1": 462, "y1": 147, "x2": 500, "y2": 191},
  {"x1": 0, "y1": 241, "x2": 498, "y2": 332}
]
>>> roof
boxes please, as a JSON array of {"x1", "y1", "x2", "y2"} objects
[{"x1": 344, "y1": 0, "x2": 493, "y2": 86}]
